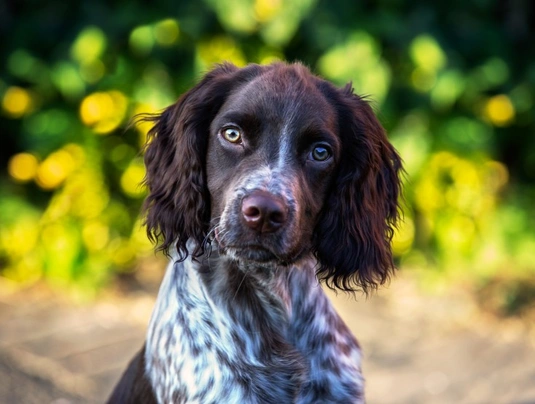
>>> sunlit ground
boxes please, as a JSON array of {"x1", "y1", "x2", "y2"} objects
[{"x1": 1, "y1": 264, "x2": 534, "y2": 403}]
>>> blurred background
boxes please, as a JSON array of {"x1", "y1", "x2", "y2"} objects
[{"x1": 1, "y1": 0, "x2": 534, "y2": 403}]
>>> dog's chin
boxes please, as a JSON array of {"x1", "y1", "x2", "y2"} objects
[
  {"x1": 220, "y1": 243, "x2": 309, "y2": 268},
  {"x1": 240, "y1": 247, "x2": 279, "y2": 262},
  {"x1": 213, "y1": 228, "x2": 309, "y2": 266},
  {"x1": 223, "y1": 246, "x2": 279, "y2": 263}
]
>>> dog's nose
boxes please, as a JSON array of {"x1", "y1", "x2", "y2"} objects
[{"x1": 241, "y1": 192, "x2": 288, "y2": 233}]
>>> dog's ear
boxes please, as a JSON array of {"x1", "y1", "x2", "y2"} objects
[
  {"x1": 314, "y1": 84, "x2": 403, "y2": 293},
  {"x1": 141, "y1": 63, "x2": 263, "y2": 260}
]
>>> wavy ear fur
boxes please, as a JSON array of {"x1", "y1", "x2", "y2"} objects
[
  {"x1": 314, "y1": 83, "x2": 403, "y2": 293},
  {"x1": 141, "y1": 63, "x2": 266, "y2": 260}
]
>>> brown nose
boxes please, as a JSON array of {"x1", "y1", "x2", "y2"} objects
[{"x1": 241, "y1": 192, "x2": 288, "y2": 233}]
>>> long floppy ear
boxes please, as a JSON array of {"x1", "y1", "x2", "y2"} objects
[
  {"x1": 314, "y1": 84, "x2": 403, "y2": 293},
  {"x1": 141, "y1": 63, "x2": 263, "y2": 260}
]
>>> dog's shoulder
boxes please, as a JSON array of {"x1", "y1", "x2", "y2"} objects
[{"x1": 106, "y1": 344, "x2": 157, "y2": 404}]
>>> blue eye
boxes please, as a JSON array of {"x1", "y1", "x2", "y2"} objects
[
  {"x1": 311, "y1": 145, "x2": 331, "y2": 161},
  {"x1": 221, "y1": 127, "x2": 242, "y2": 143}
]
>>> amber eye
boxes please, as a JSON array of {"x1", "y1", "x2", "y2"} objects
[
  {"x1": 221, "y1": 127, "x2": 242, "y2": 143},
  {"x1": 311, "y1": 145, "x2": 331, "y2": 161}
]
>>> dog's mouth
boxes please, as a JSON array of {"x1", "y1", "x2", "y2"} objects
[
  {"x1": 213, "y1": 219, "x2": 308, "y2": 265},
  {"x1": 218, "y1": 240, "x2": 307, "y2": 267},
  {"x1": 214, "y1": 228, "x2": 288, "y2": 263}
]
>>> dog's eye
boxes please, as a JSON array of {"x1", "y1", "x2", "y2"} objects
[
  {"x1": 311, "y1": 145, "x2": 331, "y2": 162},
  {"x1": 221, "y1": 127, "x2": 242, "y2": 144}
]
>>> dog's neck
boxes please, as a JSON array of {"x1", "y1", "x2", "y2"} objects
[
  {"x1": 201, "y1": 252, "x2": 296, "y2": 318},
  {"x1": 145, "y1": 252, "x2": 363, "y2": 403},
  {"x1": 145, "y1": 253, "x2": 309, "y2": 402}
]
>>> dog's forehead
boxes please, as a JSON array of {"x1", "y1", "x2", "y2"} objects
[{"x1": 217, "y1": 68, "x2": 337, "y2": 131}]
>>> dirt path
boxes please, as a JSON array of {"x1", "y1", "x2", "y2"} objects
[
  {"x1": 328, "y1": 280, "x2": 535, "y2": 403},
  {"x1": 0, "y1": 275, "x2": 533, "y2": 403}
]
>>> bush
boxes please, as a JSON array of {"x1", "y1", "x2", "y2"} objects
[{"x1": 1, "y1": 1, "x2": 534, "y2": 309}]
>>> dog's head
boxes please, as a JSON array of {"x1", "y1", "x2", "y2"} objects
[{"x1": 142, "y1": 62, "x2": 402, "y2": 292}]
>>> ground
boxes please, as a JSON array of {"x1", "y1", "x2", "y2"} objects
[{"x1": 0, "y1": 271, "x2": 534, "y2": 404}]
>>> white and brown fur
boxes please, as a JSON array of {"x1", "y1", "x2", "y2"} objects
[{"x1": 108, "y1": 62, "x2": 402, "y2": 403}]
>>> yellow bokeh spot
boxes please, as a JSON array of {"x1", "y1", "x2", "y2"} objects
[
  {"x1": 71, "y1": 26, "x2": 107, "y2": 64},
  {"x1": 130, "y1": 219, "x2": 153, "y2": 253},
  {"x1": 410, "y1": 35, "x2": 446, "y2": 72},
  {"x1": 2, "y1": 86, "x2": 33, "y2": 117},
  {"x1": 254, "y1": 0, "x2": 282, "y2": 22},
  {"x1": 446, "y1": 215, "x2": 476, "y2": 250},
  {"x1": 415, "y1": 151, "x2": 457, "y2": 213},
  {"x1": 120, "y1": 159, "x2": 146, "y2": 198},
  {"x1": 154, "y1": 19, "x2": 180, "y2": 46},
  {"x1": 433, "y1": 150, "x2": 456, "y2": 163},
  {"x1": 66, "y1": 170, "x2": 110, "y2": 219},
  {"x1": 415, "y1": 178, "x2": 443, "y2": 213},
  {"x1": 8, "y1": 153, "x2": 39, "y2": 182},
  {"x1": 392, "y1": 217, "x2": 415, "y2": 256},
  {"x1": 415, "y1": 150, "x2": 507, "y2": 227},
  {"x1": 484, "y1": 94, "x2": 515, "y2": 127},
  {"x1": 0, "y1": 217, "x2": 40, "y2": 257},
  {"x1": 197, "y1": 36, "x2": 246, "y2": 69},
  {"x1": 451, "y1": 159, "x2": 480, "y2": 188},
  {"x1": 82, "y1": 221, "x2": 109, "y2": 251},
  {"x1": 63, "y1": 143, "x2": 85, "y2": 163},
  {"x1": 35, "y1": 150, "x2": 76, "y2": 190},
  {"x1": 80, "y1": 92, "x2": 111, "y2": 124},
  {"x1": 80, "y1": 90, "x2": 128, "y2": 134}
]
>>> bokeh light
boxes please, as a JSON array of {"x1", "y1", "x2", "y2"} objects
[
  {"x1": 410, "y1": 35, "x2": 447, "y2": 72},
  {"x1": 129, "y1": 25, "x2": 155, "y2": 56},
  {"x1": 82, "y1": 221, "x2": 110, "y2": 252},
  {"x1": 154, "y1": 19, "x2": 180, "y2": 46},
  {"x1": 484, "y1": 94, "x2": 515, "y2": 127},
  {"x1": 80, "y1": 90, "x2": 128, "y2": 134},
  {"x1": 8, "y1": 153, "x2": 39, "y2": 182},
  {"x1": 318, "y1": 32, "x2": 390, "y2": 105},
  {"x1": 2, "y1": 86, "x2": 33, "y2": 117},
  {"x1": 70, "y1": 26, "x2": 107, "y2": 64},
  {"x1": 254, "y1": 0, "x2": 282, "y2": 22},
  {"x1": 120, "y1": 158, "x2": 147, "y2": 198},
  {"x1": 35, "y1": 149, "x2": 76, "y2": 190},
  {"x1": 197, "y1": 36, "x2": 247, "y2": 70},
  {"x1": 392, "y1": 216, "x2": 415, "y2": 256}
]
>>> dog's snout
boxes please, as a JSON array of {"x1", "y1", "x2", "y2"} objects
[{"x1": 241, "y1": 192, "x2": 288, "y2": 233}]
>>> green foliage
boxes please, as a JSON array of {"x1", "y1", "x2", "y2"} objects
[{"x1": 1, "y1": 0, "x2": 534, "y2": 309}]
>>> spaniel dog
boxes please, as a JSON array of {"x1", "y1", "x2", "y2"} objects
[{"x1": 108, "y1": 62, "x2": 402, "y2": 403}]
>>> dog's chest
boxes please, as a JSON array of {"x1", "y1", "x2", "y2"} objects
[{"x1": 145, "y1": 259, "x2": 364, "y2": 403}]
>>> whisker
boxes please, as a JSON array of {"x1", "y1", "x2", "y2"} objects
[
  {"x1": 203, "y1": 226, "x2": 217, "y2": 245},
  {"x1": 233, "y1": 272, "x2": 248, "y2": 301}
]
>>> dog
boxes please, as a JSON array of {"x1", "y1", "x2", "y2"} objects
[{"x1": 108, "y1": 62, "x2": 402, "y2": 403}]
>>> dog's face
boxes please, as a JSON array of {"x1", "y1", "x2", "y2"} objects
[
  {"x1": 206, "y1": 67, "x2": 340, "y2": 264},
  {"x1": 142, "y1": 62, "x2": 402, "y2": 292}
]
